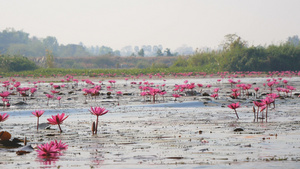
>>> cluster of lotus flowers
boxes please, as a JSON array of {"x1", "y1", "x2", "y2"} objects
[
  {"x1": 1, "y1": 105, "x2": 108, "y2": 162},
  {"x1": 1, "y1": 71, "x2": 299, "y2": 165},
  {"x1": 226, "y1": 78, "x2": 297, "y2": 121},
  {"x1": 37, "y1": 140, "x2": 68, "y2": 164}
]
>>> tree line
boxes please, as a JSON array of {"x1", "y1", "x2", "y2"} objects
[
  {"x1": 0, "y1": 28, "x2": 89, "y2": 57},
  {"x1": 172, "y1": 34, "x2": 300, "y2": 72}
]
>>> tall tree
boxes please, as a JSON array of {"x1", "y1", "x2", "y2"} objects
[{"x1": 138, "y1": 48, "x2": 145, "y2": 57}]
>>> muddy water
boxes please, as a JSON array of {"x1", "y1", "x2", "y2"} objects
[{"x1": 0, "y1": 76, "x2": 300, "y2": 168}]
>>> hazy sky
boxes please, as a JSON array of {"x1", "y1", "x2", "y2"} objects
[{"x1": 1, "y1": 0, "x2": 300, "y2": 50}]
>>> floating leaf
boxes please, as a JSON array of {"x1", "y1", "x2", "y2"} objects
[{"x1": 0, "y1": 131, "x2": 11, "y2": 141}]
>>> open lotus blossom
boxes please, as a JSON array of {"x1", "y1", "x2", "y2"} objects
[
  {"x1": 90, "y1": 107, "x2": 109, "y2": 134},
  {"x1": 253, "y1": 101, "x2": 265, "y2": 121},
  {"x1": 0, "y1": 113, "x2": 9, "y2": 122},
  {"x1": 46, "y1": 94, "x2": 54, "y2": 105},
  {"x1": 261, "y1": 97, "x2": 274, "y2": 122},
  {"x1": 228, "y1": 102, "x2": 240, "y2": 119},
  {"x1": 36, "y1": 140, "x2": 68, "y2": 165},
  {"x1": 172, "y1": 93, "x2": 181, "y2": 101},
  {"x1": 52, "y1": 140, "x2": 68, "y2": 151},
  {"x1": 47, "y1": 113, "x2": 69, "y2": 133},
  {"x1": 37, "y1": 142, "x2": 60, "y2": 157},
  {"x1": 210, "y1": 93, "x2": 218, "y2": 100},
  {"x1": 32, "y1": 110, "x2": 44, "y2": 131}
]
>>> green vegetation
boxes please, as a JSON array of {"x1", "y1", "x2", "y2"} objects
[
  {"x1": 0, "y1": 54, "x2": 38, "y2": 73},
  {"x1": 1, "y1": 29, "x2": 300, "y2": 74},
  {"x1": 0, "y1": 28, "x2": 89, "y2": 57},
  {"x1": 172, "y1": 34, "x2": 300, "y2": 72}
]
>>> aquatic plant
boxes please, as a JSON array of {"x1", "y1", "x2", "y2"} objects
[
  {"x1": 89, "y1": 107, "x2": 109, "y2": 134},
  {"x1": 32, "y1": 110, "x2": 44, "y2": 131},
  {"x1": 262, "y1": 97, "x2": 274, "y2": 122},
  {"x1": 172, "y1": 93, "x2": 181, "y2": 101},
  {"x1": 37, "y1": 140, "x2": 68, "y2": 165},
  {"x1": 37, "y1": 142, "x2": 59, "y2": 156},
  {"x1": 47, "y1": 113, "x2": 69, "y2": 133},
  {"x1": 46, "y1": 94, "x2": 54, "y2": 106},
  {"x1": 0, "y1": 113, "x2": 9, "y2": 122},
  {"x1": 228, "y1": 102, "x2": 240, "y2": 119},
  {"x1": 56, "y1": 96, "x2": 62, "y2": 107}
]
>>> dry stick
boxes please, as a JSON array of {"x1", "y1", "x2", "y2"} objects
[
  {"x1": 252, "y1": 106, "x2": 256, "y2": 120},
  {"x1": 92, "y1": 122, "x2": 96, "y2": 135}
]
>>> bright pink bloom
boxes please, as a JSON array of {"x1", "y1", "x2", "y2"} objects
[
  {"x1": 210, "y1": 93, "x2": 218, "y2": 99},
  {"x1": 90, "y1": 107, "x2": 109, "y2": 134},
  {"x1": 228, "y1": 102, "x2": 240, "y2": 119},
  {"x1": 32, "y1": 110, "x2": 44, "y2": 131},
  {"x1": 52, "y1": 140, "x2": 68, "y2": 151},
  {"x1": 47, "y1": 113, "x2": 69, "y2": 133},
  {"x1": 46, "y1": 94, "x2": 54, "y2": 99},
  {"x1": 32, "y1": 110, "x2": 44, "y2": 118},
  {"x1": 37, "y1": 142, "x2": 59, "y2": 156},
  {"x1": 0, "y1": 91, "x2": 10, "y2": 98},
  {"x1": 90, "y1": 107, "x2": 109, "y2": 117},
  {"x1": 0, "y1": 113, "x2": 9, "y2": 122}
]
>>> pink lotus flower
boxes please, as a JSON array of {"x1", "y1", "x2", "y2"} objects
[
  {"x1": 57, "y1": 96, "x2": 62, "y2": 106},
  {"x1": 261, "y1": 97, "x2": 274, "y2": 122},
  {"x1": 172, "y1": 94, "x2": 181, "y2": 101},
  {"x1": 32, "y1": 110, "x2": 44, "y2": 131},
  {"x1": 47, "y1": 113, "x2": 69, "y2": 133},
  {"x1": 210, "y1": 93, "x2": 218, "y2": 100},
  {"x1": 52, "y1": 140, "x2": 68, "y2": 151},
  {"x1": 89, "y1": 107, "x2": 109, "y2": 134},
  {"x1": 0, "y1": 113, "x2": 9, "y2": 122},
  {"x1": 37, "y1": 142, "x2": 59, "y2": 156},
  {"x1": 228, "y1": 102, "x2": 240, "y2": 119},
  {"x1": 0, "y1": 91, "x2": 10, "y2": 98},
  {"x1": 253, "y1": 101, "x2": 265, "y2": 120},
  {"x1": 213, "y1": 88, "x2": 219, "y2": 93},
  {"x1": 46, "y1": 94, "x2": 54, "y2": 105}
]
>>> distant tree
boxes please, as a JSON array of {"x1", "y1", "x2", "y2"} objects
[
  {"x1": 43, "y1": 36, "x2": 59, "y2": 54},
  {"x1": 99, "y1": 46, "x2": 113, "y2": 56},
  {"x1": 113, "y1": 50, "x2": 121, "y2": 56},
  {"x1": 175, "y1": 45, "x2": 194, "y2": 55},
  {"x1": 138, "y1": 49, "x2": 145, "y2": 57},
  {"x1": 120, "y1": 46, "x2": 133, "y2": 56},
  {"x1": 153, "y1": 45, "x2": 158, "y2": 53},
  {"x1": 134, "y1": 46, "x2": 139, "y2": 54},
  {"x1": 221, "y1": 34, "x2": 247, "y2": 51},
  {"x1": 164, "y1": 48, "x2": 173, "y2": 56},
  {"x1": 287, "y1": 35, "x2": 300, "y2": 46},
  {"x1": 156, "y1": 48, "x2": 163, "y2": 56}
]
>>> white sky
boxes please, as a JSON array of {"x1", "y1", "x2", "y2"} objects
[{"x1": 1, "y1": 0, "x2": 300, "y2": 50}]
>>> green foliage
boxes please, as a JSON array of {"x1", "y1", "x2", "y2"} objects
[
  {"x1": 171, "y1": 34, "x2": 300, "y2": 72},
  {"x1": 164, "y1": 48, "x2": 173, "y2": 56},
  {"x1": 138, "y1": 49, "x2": 145, "y2": 57},
  {"x1": 172, "y1": 56, "x2": 188, "y2": 67},
  {"x1": 156, "y1": 49, "x2": 163, "y2": 56},
  {"x1": 0, "y1": 54, "x2": 38, "y2": 72}
]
